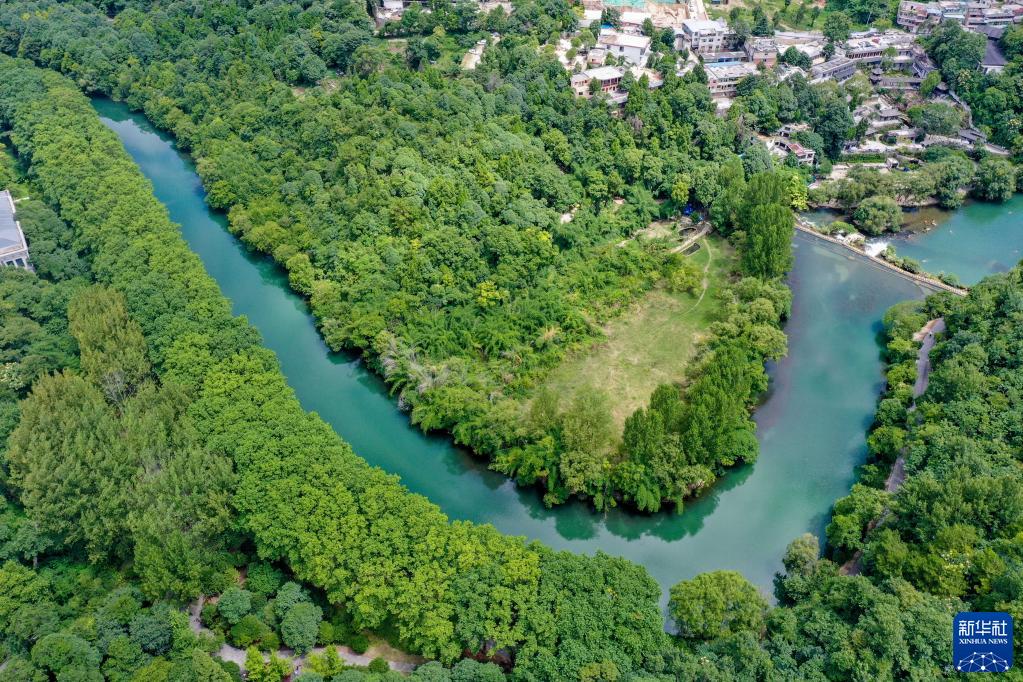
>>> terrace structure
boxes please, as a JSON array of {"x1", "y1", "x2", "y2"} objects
[{"x1": 0, "y1": 190, "x2": 30, "y2": 270}]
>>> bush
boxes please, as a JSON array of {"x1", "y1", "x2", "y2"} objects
[
  {"x1": 217, "y1": 587, "x2": 253, "y2": 626},
  {"x1": 368, "y1": 657, "x2": 390, "y2": 673},
  {"x1": 259, "y1": 632, "x2": 280, "y2": 652},
  {"x1": 348, "y1": 632, "x2": 370, "y2": 654},
  {"x1": 200, "y1": 602, "x2": 220, "y2": 630},
  {"x1": 128, "y1": 607, "x2": 173, "y2": 656},
  {"x1": 229, "y1": 615, "x2": 269, "y2": 648},
  {"x1": 281, "y1": 602, "x2": 322, "y2": 654},
  {"x1": 245, "y1": 563, "x2": 284, "y2": 597},
  {"x1": 271, "y1": 582, "x2": 308, "y2": 621}
]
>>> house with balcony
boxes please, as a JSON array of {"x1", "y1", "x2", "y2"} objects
[{"x1": 705, "y1": 62, "x2": 758, "y2": 97}]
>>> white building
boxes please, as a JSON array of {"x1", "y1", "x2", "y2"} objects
[
  {"x1": 677, "y1": 19, "x2": 730, "y2": 55},
  {"x1": 597, "y1": 30, "x2": 652, "y2": 66},
  {"x1": 0, "y1": 190, "x2": 30, "y2": 270},
  {"x1": 705, "y1": 62, "x2": 758, "y2": 97}
]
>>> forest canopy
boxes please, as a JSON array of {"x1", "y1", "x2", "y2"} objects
[{"x1": 0, "y1": 0, "x2": 796, "y2": 512}]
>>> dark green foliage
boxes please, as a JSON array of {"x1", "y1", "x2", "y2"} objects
[
  {"x1": 368, "y1": 657, "x2": 390, "y2": 673},
  {"x1": 0, "y1": 56, "x2": 670, "y2": 679},
  {"x1": 0, "y1": 0, "x2": 799, "y2": 512}
]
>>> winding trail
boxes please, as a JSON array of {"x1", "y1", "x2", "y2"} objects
[
  {"x1": 187, "y1": 598, "x2": 421, "y2": 674},
  {"x1": 840, "y1": 317, "x2": 945, "y2": 575}
]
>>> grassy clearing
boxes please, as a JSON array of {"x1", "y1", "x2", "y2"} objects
[{"x1": 540, "y1": 235, "x2": 737, "y2": 428}]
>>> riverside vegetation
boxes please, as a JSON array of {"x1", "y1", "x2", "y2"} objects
[
  {"x1": 0, "y1": 2, "x2": 1021, "y2": 681},
  {"x1": 0, "y1": 0, "x2": 797, "y2": 513},
  {"x1": 2, "y1": 21, "x2": 1023, "y2": 682}
]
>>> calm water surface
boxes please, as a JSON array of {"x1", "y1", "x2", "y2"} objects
[
  {"x1": 97, "y1": 98, "x2": 977, "y2": 598},
  {"x1": 892, "y1": 197, "x2": 1023, "y2": 285}
]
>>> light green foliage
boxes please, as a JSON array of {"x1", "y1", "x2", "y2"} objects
[
  {"x1": 853, "y1": 195, "x2": 903, "y2": 235},
  {"x1": 0, "y1": 56, "x2": 669, "y2": 679},
  {"x1": 973, "y1": 157, "x2": 1016, "y2": 202},
  {"x1": 668, "y1": 571, "x2": 767, "y2": 640}
]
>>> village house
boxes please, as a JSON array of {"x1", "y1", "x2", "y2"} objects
[
  {"x1": 745, "y1": 37, "x2": 778, "y2": 67},
  {"x1": 570, "y1": 65, "x2": 663, "y2": 107},
  {"x1": 896, "y1": 0, "x2": 1023, "y2": 32},
  {"x1": 597, "y1": 30, "x2": 652, "y2": 66},
  {"x1": 0, "y1": 190, "x2": 30, "y2": 270},
  {"x1": 773, "y1": 137, "x2": 816, "y2": 165},
  {"x1": 705, "y1": 62, "x2": 758, "y2": 97},
  {"x1": 571, "y1": 66, "x2": 625, "y2": 98},
  {"x1": 810, "y1": 56, "x2": 857, "y2": 82},
  {"x1": 676, "y1": 18, "x2": 731, "y2": 54}
]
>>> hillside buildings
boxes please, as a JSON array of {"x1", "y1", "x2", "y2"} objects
[
  {"x1": 597, "y1": 31, "x2": 652, "y2": 66},
  {"x1": 705, "y1": 62, "x2": 759, "y2": 96},
  {"x1": 896, "y1": 0, "x2": 1023, "y2": 33}
]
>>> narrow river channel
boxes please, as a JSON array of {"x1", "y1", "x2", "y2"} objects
[{"x1": 95, "y1": 98, "x2": 961, "y2": 597}]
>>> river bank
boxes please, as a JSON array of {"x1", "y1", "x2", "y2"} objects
[{"x1": 94, "y1": 96, "x2": 933, "y2": 598}]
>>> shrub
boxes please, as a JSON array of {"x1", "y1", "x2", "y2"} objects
[
  {"x1": 229, "y1": 614, "x2": 269, "y2": 648},
  {"x1": 281, "y1": 602, "x2": 322, "y2": 654},
  {"x1": 245, "y1": 563, "x2": 284, "y2": 597},
  {"x1": 217, "y1": 587, "x2": 253, "y2": 626},
  {"x1": 128, "y1": 607, "x2": 173, "y2": 656},
  {"x1": 368, "y1": 657, "x2": 390, "y2": 673},
  {"x1": 348, "y1": 632, "x2": 370, "y2": 654}
]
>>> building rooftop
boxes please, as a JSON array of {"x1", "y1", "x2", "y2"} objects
[
  {"x1": 681, "y1": 18, "x2": 728, "y2": 32},
  {"x1": 705, "y1": 62, "x2": 759, "y2": 79},
  {"x1": 586, "y1": 66, "x2": 626, "y2": 80},
  {"x1": 983, "y1": 39, "x2": 1008, "y2": 66},
  {"x1": 599, "y1": 31, "x2": 652, "y2": 49},
  {"x1": 0, "y1": 190, "x2": 26, "y2": 255}
]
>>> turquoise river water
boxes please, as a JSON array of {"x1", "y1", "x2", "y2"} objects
[{"x1": 93, "y1": 98, "x2": 1020, "y2": 598}]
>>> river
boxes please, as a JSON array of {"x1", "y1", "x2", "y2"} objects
[
  {"x1": 892, "y1": 197, "x2": 1023, "y2": 285},
  {"x1": 95, "y1": 98, "x2": 960, "y2": 597}
]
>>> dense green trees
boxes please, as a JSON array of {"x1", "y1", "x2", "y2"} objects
[
  {"x1": 0, "y1": 0, "x2": 798, "y2": 512},
  {"x1": 0, "y1": 56, "x2": 671, "y2": 679}
]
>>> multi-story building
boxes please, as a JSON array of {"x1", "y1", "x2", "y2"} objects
[
  {"x1": 676, "y1": 19, "x2": 731, "y2": 54},
  {"x1": 745, "y1": 37, "x2": 778, "y2": 67},
  {"x1": 704, "y1": 62, "x2": 758, "y2": 97},
  {"x1": 810, "y1": 56, "x2": 858, "y2": 82},
  {"x1": 597, "y1": 30, "x2": 652, "y2": 66},
  {"x1": 571, "y1": 66, "x2": 625, "y2": 98},
  {"x1": 844, "y1": 33, "x2": 915, "y2": 68},
  {"x1": 897, "y1": 0, "x2": 1023, "y2": 32},
  {"x1": 0, "y1": 190, "x2": 30, "y2": 270}
]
